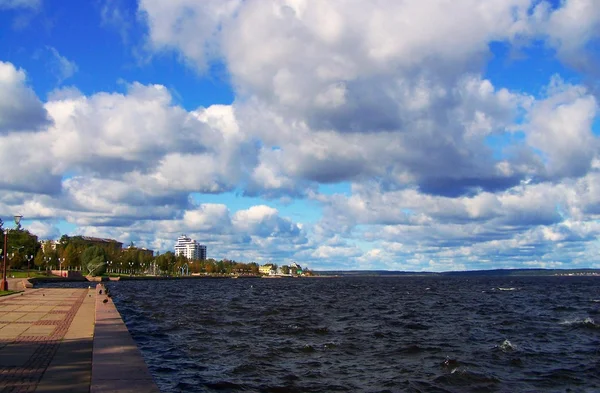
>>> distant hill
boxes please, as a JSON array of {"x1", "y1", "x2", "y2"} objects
[
  {"x1": 440, "y1": 268, "x2": 600, "y2": 277},
  {"x1": 316, "y1": 268, "x2": 600, "y2": 277},
  {"x1": 317, "y1": 270, "x2": 436, "y2": 276}
]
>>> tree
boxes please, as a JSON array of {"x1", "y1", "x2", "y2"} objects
[
  {"x1": 280, "y1": 265, "x2": 290, "y2": 275},
  {"x1": 6, "y1": 229, "x2": 39, "y2": 269},
  {"x1": 302, "y1": 267, "x2": 314, "y2": 276},
  {"x1": 9, "y1": 251, "x2": 23, "y2": 270},
  {"x1": 138, "y1": 251, "x2": 152, "y2": 274},
  {"x1": 248, "y1": 262, "x2": 259, "y2": 274},
  {"x1": 59, "y1": 235, "x2": 70, "y2": 247},
  {"x1": 34, "y1": 249, "x2": 45, "y2": 271},
  {"x1": 63, "y1": 244, "x2": 79, "y2": 270},
  {"x1": 205, "y1": 261, "x2": 215, "y2": 273},
  {"x1": 81, "y1": 246, "x2": 107, "y2": 276},
  {"x1": 155, "y1": 252, "x2": 176, "y2": 275},
  {"x1": 121, "y1": 249, "x2": 137, "y2": 273},
  {"x1": 175, "y1": 254, "x2": 188, "y2": 275}
]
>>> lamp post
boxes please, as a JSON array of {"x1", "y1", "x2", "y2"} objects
[
  {"x1": 1, "y1": 215, "x2": 22, "y2": 291},
  {"x1": 58, "y1": 257, "x2": 65, "y2": 278},
  {"x1": 25, "y1": 255, "x2": 33, "y2": 277},
  {"x1": 44, "y1": 256, "x2": 52, "y2": 273},
  {"x1": 8, "y1": 253, "x2": 16, "y2": 278},
  {"x1": 107, "y1": 261, "x2": 112, "y2": 275},
  {"x1": 129, "y1": 261, "x2": 133, "y2": 275}
]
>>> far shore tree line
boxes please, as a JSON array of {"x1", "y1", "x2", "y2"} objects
[{"x1": 0, "y1": 223, "x2": 311, "y2": 277}]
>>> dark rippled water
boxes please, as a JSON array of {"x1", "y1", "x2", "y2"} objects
[{"x1": 100, "y1": 276, "x2": 600, "y2": 392}]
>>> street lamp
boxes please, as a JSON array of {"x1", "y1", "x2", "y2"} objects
[
  {"x1": 7, "y1": 253, "x2": 17, "y2": 278},
  {"x1": 58, "y1": 257, "x2": 65, "y2": 278},
  {"x1": 44, "y1": 256, "x2": 52, "y2": 273},
  {"x1": 25, "y1": 255, "x2": 33, "y2": 277},
  {"x1": 1, "y1": 215, "x2": 22, "y2": 291},
  {"x1": 107, "y1": 260, "x2": 112, "y2": 274},
  {"x1": 129, "y1": 261, "x2": 133, "y2": 275}
]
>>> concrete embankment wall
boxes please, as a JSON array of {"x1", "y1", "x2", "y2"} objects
[{"x1": 91, "y1": 284, "x2": 160, "y2": 392}]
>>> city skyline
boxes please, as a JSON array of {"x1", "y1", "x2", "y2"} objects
[{"x1": 1, "y1": 1, "x2": 600, "y2": 271}]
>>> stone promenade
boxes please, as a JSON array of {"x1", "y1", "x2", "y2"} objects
[{"x1": 0, "y1": 285, "x2": 160, "y2": 392}]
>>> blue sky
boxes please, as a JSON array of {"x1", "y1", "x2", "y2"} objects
[{"x1": 1, "y1": 0, "x2": 600, "y2": 271}]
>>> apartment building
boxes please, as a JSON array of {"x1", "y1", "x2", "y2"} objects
[{"x1": 174, "y1": 234, "x2": 207, "y2": 260}]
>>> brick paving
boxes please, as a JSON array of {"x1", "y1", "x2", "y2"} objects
[
  {"x1": 0, "y1": 285, "x2": 160, "y2": 393},
  {"x1": 0, "y1": 288, "x2": 92, "y2": 393}
]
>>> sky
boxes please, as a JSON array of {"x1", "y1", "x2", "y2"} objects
[{"x1": 1, "y1": 0, "x2": 600, "y2": 271}]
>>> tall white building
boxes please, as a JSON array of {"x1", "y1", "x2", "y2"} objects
[{"x1": 174, "y1": 235, "x2": 207, "y2": 260}]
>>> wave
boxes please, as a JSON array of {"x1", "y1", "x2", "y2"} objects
[
  {"x1": 108, "y1": 276, "x2": 600, "y2": 393},
  {"x1": 441, "y1": 357, "x2": 461, "y2": 370},
  {"x1": 552, "y1": 305, "x2": 577, "y2": 312},
  {"x1": 560, "y1": 317, "x2": 599, "y2": 329},
  {"x1": 496, "y1": 339, "x2": 516, "y2": 353}
]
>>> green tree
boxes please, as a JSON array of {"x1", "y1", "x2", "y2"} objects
[
  {"x1": 248, "y1": 262, "x2": 259, "y2": 274},
  {"x1": 9, "y1": 251, "x2": 23, "y2": 270},
  {"x1": 155, "y1": 252, "x2": 176, "y2": 275},
  {"x1": 121, "y1": 249, "x2": 137, "y2": 273},
  {"x1": 175, "y1": 254, "x2": 188, "y2": 275},
  {"x1": 165, "y1": 252, "x2": 176, "y2": 274},
  {"x1": 34, "y1": 249, "x2": 45, "y2": 271},
  {"x1": 63, "y1": 244, "x2": 79, "y2": 270},
  {"x1": 58, "y1": 235, "x2": 70, "y2": 249},
  {"x1": 138, "y1": 252, "x2": 152, "y2": 274},
  {"x1": 6, "y1": 229, "x2": 39, "y2": 269},
  {"x1": 81, "y1": 246, "x2": 107, "y2": 276},
  {"x1": 280, "y1": 265, "x2": 290, "y2": 275},
  {"x1": 42, "y1": 247, "x2": 58, "y2": 270}
]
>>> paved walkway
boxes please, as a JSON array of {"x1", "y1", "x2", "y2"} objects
[
  {"x1": 91, "y1": 285, "x2": 159, "y2": 393},
  {"x1": 0, "y1": 287, "x2": 94, "y2": 392},
  {"x1": 0, "y1": 285, "x2": 159, "y2": 392},
  {"x1": 5, "y1": 279, "x2": 32, "y2": 292}
]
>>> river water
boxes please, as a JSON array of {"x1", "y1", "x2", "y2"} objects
[{"x1": 79, "y1": 276, "x2": 600, "y2": 391}]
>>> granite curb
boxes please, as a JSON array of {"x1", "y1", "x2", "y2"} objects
[{"x1": 91, "y1": 284, "x2": 160, "y2": 393}]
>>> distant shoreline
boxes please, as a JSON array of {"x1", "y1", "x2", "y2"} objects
[
  {"x1": 26, "y1": 268, "x2": 600, "y2": 286},
  {"x1": 315, "y1": 268, "x2": 600, "y2": 277},
  {"x1": 28, "y1": 274, "x2": 338, "y2": 284}
]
